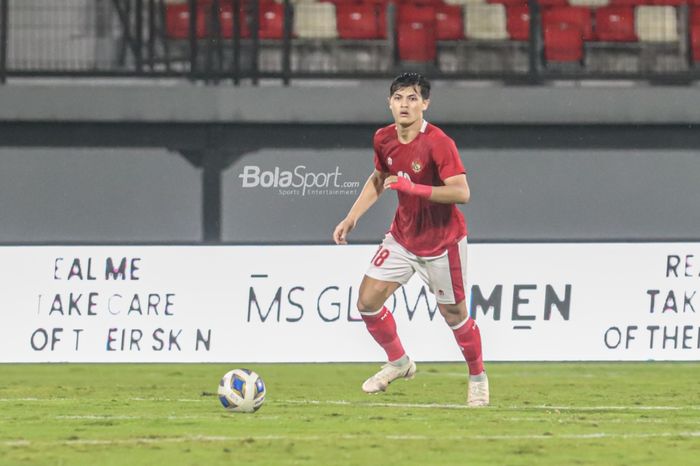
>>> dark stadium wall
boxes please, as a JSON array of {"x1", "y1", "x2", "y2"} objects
[
  {"x1": 0, "y1": 147, "x2": 201, "y2": 242},
  {"x1": 1, "y1": 123, "x2": 700, "y2": 244}
]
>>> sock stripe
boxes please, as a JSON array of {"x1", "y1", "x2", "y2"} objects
[
  {"x1": 359, "y1": 307, "x2": 384, "y2": 317},
  {"x1": 450, "y1": 317, "x2": 470, "y2": 331}
]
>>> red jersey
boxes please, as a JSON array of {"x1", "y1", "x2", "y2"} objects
[{"x1": 373, "y1": 120, "x2": 467, "y2": 257}]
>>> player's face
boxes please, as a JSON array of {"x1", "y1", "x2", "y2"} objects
[{"x1": 388, "y1": 86, "x2": 429, "y2": 128}]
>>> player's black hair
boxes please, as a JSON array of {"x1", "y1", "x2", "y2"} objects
[{"x1": 389, "y1": 72, "x2": 431, "y2": 100}]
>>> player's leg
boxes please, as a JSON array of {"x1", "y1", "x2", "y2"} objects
[
  {"x1": 359, "y1": 236, "x2": 417, "y2": 393},
  {"x1": 438, "y1": 300, "x2": 488, "y2": 406},
  {"x1": 422, "y1": 237, "x2": 489, "y2": 406},
  {"x1": 357, "y1": 274, "x2": 405, "y2": 362}
]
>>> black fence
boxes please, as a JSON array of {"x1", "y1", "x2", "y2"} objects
[{"x1": 1, "y1": 0, "x2": 700, "y2": 84}]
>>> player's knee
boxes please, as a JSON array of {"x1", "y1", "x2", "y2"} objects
[
  {"x1": 357, "y1": 294, "x2": 380, "y2": 314},
  {"x1": 439, "y1": 302, "x2": 468, "y2": 326},
  {"x1": 357, "y1": 287, "x2": 387, "y2": 313}
]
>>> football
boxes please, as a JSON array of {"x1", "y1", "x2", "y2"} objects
[{"x1": 217, "y1": 369, "x2": 266, "y2": 413}]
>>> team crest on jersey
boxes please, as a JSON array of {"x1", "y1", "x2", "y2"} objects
[
  {"x1": 387, "y1": 156, "x2": 393, "y2": 166},
  {"x1": 411, "y1": 160, "x2": 423, "y2": 173}
]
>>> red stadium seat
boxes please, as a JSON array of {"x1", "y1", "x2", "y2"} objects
[
  {"x1": 217, "y1": 3, "x2": 251, "y2": 39},
  {"x1": 692, "y1": 9, "x2": 700, "y2": 62},
  {"x1": 692, "y1": 24, "x2": 700, "y2": 62},
  {"x1": 396, "y1": 2, "x2": 437, "y2": 61},
  {"x1": 538, "y1": 0, "x2": 570, "y2": 7},
  {"x1": 543, "y1": 6, "x2": 594, "y2": 40},
  {"x1": 595, "y1": 6, "x2": 636, "y2": 41},
  {"x1": 435, "y1": 4, "x2": 464, "y2": 40},
  {"x1": 506, "y1": 5, "x2": 530, "y2": 40},
  {"x1": 396, "y1": 0, "x2": 442, "y2": 4},
  {"x1": 544, "y1": 22, "x2": 584, "y2": 62},
  {"x1": 166, "y1": 2, "x2": 252, "y2": 40},
  {"x1": 377, "y1": 3, "x2": 388, "y2": 38},
  {"x1": 488, "y1": 0, "x2": 528, "y2": 5},
  {"x1": 398, "y1": 21, "x2": 437, "y2": 62},
  {"x1": 259, "y1": 1, "x2": 284, "y2": 39},
  {"x1": 648, "y1": 0, "x2": 686, "y2": 5},
  {"x1": 692, "y1": 7, "x2": 700, "y2": 24},
  {"x1": 336, "y1": 2, "x2": 382, "y2": 39},
  {"x1": 398, "y1": 3, "x2": 436, "y2": 24},
  {"x1": 608, "y1": 0, "x2": 647, "y2": 5},
  {"x1": 165, "y1": 4, "x2": 205, "y2": 39}
]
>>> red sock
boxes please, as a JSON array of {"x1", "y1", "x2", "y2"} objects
[
  {"x1": 361, "y1": 306, "x2": 406, "y2": 362},
  {"x1": 452, "y1": 318, "x2": 484, "y2": 375}
]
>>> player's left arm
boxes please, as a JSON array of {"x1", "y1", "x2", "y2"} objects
[
  {"x1": 384, "y1": 135, "x2": 470, "y2": 204},
  {"x1": 430, "y1": 173, "x2": 470, "y2": 204},
  {"x1": 384, "y1": 173, "x2": 469, "y2": 204}
]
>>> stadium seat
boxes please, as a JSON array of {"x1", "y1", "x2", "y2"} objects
[
  {"x1": 569, "y1": 0, "x2": 610, "y2": 7},
  {"x1": 352, "y1": 0, "x2": 390, "y2": 38},
  {"x1": 398, "y1": 3, "x2": 437, "y2": 23},
  {"x1": 608, "y1": 0, "x2": 647, "y2": 5},
  {"x1": 435, "y1": 4, "x2": 465, "y2": 40},
  {"x1": 648, "y1": 0, "x2": 686, "y2": 5},
  {"x1": 217, "y1": 2, "x2": 251, "y2": 39},
  {"x1": 398, "y1": 21, "x2": 437, "y2": 61},
  {"x1": 635, "y1": 5, "x2": 678, "y2": 42},
  {"x1": 595, "y1": 6, "x2": 636, "y2": 41},
  {"x1": 445, "y1": 0, "x2": 489, "y2": 5},
  {"x1": 259, "y1": 1, "x2": 285, "y2": 39},
  {"x1": 294, "y1": 2, "x2": 339, "y2": 38},
  {"x1": 488, "y1": 0, "x2": 528, "y2": 6},
  {"x1": 336, "y1": 2, "x2": 383, "y2": 39},
  {"x1": 396, "y1": 0, "x2": 443, "y2": 4},
  {"x1": 543, "y1": 7, "x2": 594, "y2": 41},
  {"x1": 544, "y1": 21, "x2": 584, "y2": 62},
  {"x1": 165, "y1": 4, "x2": 204, "y2": 39},
  {"x1": 465, "y1": 4, "x2": 509, "y2": 39},
  {"x1": 692, "y1": 23, "x2": 700, "y2": 62},
  {"x1": 537, "y1": 0, "x2": 570, "y2": 7},
  {"x1": 690, "y1": 8, "x2": 700, "y2": 62},
  {"x1": 506, "y1": 5, "x2": 530, "y2": 40},
  {"x1": 396, "y1": 3, "x2": 437, "y2": 61},
  {"x1": 167, "y1": 1, "x2": 280, "y2": 40}
]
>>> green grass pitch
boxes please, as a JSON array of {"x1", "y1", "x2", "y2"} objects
[{"x1": 1, "y1": 362, "x2": 699, "y2": 465}]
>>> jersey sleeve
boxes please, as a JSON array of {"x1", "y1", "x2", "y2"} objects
[
  {"x1": 373, "y1": 131, "x2": 389, "y2": 173},
  {"x1": 432, "y1": 136, "x2": 465, "y2": 180}
]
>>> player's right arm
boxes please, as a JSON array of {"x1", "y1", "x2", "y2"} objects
[{"x1": 333, "y1": 169, "x2": 388, "y2": 245}]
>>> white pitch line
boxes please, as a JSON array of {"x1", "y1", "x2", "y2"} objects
[
  {"x1": 277, "y1": 399, "x2": 700, "y2": 412},
  {"x1": 2, "y1": 397, "x2": 700, "y2": 413},
  {"x1": 499, "y1": 417, "x2": 684, "y2": 424},
  {"x1": 0, "y1": 415, "x2": 694, "y2": 426},
  {"x1": 3, "y1": 431, "x2": 700, "y2": 448},
  {"x1": 530, "y1": 405, "x2": 700, "y2": 411},
  {"x1": 0, "y1": 398, "x2": 42, "y2": 402},
  {"x1": 0, "y1": 414, "x2": 281, "y2": 421}
]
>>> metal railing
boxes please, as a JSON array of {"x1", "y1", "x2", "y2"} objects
[{"x1": 1, "y1": 0, "x2": 699, "y2": 84}]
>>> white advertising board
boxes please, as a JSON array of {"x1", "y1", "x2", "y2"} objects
[{"x1": 0, "y1": 243, "x2": 698, "y2": 362}]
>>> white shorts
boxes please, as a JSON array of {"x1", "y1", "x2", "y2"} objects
[{"x1": 365, "y1": 233, "x2": 468, "y2": 305}]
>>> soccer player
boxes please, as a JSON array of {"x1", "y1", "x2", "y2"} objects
[{"x1": 332, "y1": 72, "x2": 488, "y2": 406}]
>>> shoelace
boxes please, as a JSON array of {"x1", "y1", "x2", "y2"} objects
[
  {"x1": 376, "y1": 363, "x2": 407, "y2": 383},
  {"x1": 470, "y1": 382, "x2": 488, "y2": 399}
]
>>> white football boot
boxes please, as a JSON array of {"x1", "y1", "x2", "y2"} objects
[
  {"x1": 362, "y1": 359, "x2": 417, "y2": 393},
  {"x1": 467, "y1": 372, "x2": 490, "y2": 407}
]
